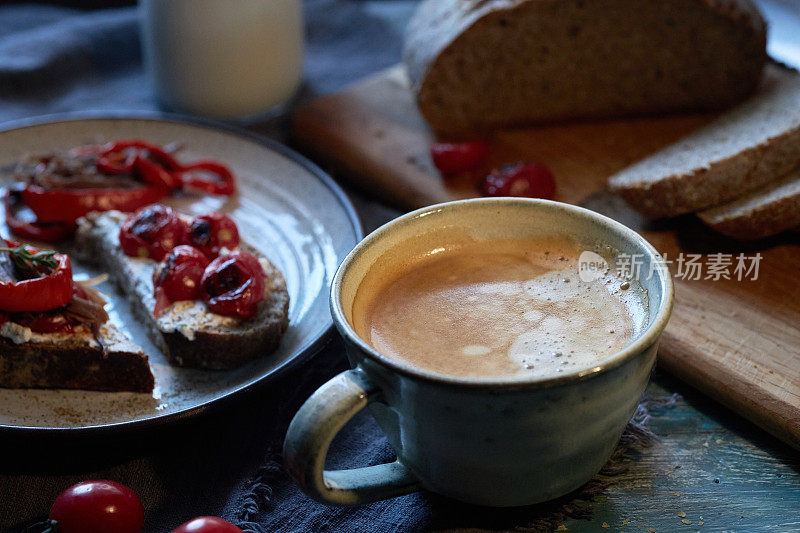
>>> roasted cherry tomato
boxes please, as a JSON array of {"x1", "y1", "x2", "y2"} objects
[
  {"x1": 0, "y1": 241, "x2": 73, "y2": 312},
  {"x1": 430, "y1": 141, "x2": 490, "y2": 175},
  {"x1": 187, "y1": 212, "x2": 240, "y2": 259},
  {"x1": 200, "y1": 250, "x2": 265, "y2": 319},
  {"x1": 481, "y1": 162, "x2": 556, "y2": 199},
  {"x1": 49, "y1": 480, "x2": 144, "y2": 533},
  {"x1": 153, "y1": 245, "x2": 210, "y2": 316},
  {"x1": 119, "y1": 204, "x2": 187, "y2": 261},
  {"x1": 171, "y1": 516, "x2": 243, "y2": 533}
]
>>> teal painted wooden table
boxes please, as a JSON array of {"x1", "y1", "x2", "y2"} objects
[{"x1": 557, "y1": 374, "x2": 800, "y2": 532}]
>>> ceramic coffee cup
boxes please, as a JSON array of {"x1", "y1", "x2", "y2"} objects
[{"x1": 283, "y1": 198, "x2": 673, "y2": 507}]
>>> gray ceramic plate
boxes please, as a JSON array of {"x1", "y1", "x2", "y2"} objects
[{"x1": 0, "y1": 114, "x2": 362, "y2": 434}]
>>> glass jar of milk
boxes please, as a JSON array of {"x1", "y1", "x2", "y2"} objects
[{"x1": 140, "y1": 0, "x2": 304, "y2": 121}]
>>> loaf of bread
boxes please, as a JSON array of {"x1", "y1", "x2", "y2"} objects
[
  {"x1": 697, "y1": 169, "x2": 800, "y2": 239},
  {"x1": 404, "y1": 0, "x2": 767, "y2": 133}
]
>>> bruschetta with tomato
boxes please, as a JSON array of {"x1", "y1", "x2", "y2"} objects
[
  {"x1": 0, "y1": 241, "x2": 154, "y2": 392},
  {"x1": 75, "y1": 205, "x2": 290, "y2": 370},
  {"x1": 5, "y1": 139, "x2": 236, "y2": 243}
]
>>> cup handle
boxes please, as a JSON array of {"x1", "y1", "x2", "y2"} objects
[{"x1": 283, "y1": 367, "x2": 420, "y2": 505}]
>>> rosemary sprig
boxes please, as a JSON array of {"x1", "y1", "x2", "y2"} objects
[{"x1": 0, "y1": 245, "x2": 58, "y2": 272}]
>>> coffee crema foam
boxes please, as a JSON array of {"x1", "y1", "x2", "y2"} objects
[{"x1": 351, "y1": 238, "x2": 649, "y2": 380}]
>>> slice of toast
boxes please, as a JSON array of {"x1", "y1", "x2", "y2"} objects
[
  {"x1": 75, "y1": 211, "x2": 290, "y2": 370},
  {"x1": 608, "y1": 62, "x2": 800, "y2": 218},
  {"x1": 697, "y1": 168, "x2": 800, "y2": 239},
  {"x1": 0, "y1": 322, "x2": 154, "y2": 393}
]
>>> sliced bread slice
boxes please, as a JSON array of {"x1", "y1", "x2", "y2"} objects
[
  {"x1": 697, "y1": 168, "x2": 800, "y2": 239},
  {"x1": 75, "y1": 211, "x2": 290, "y2": 370},
  {"x1": 608, "y1": 63, "x2": 800, "y2": 218},
  {"x1": 404, "y1": 0, "x2": 767, "y2": 133},
  {"x1": 0, "y1": 322, "x2": 154, "y2": 393}
]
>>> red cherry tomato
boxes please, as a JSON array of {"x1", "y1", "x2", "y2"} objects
[
  {"x1": 481, "y1": 162, "x2": 556, "y2": 199},
  {"x1": 153, "y1": 245, "x2": 210, "y2": 315},
  {"x1": 49, "y1": 480, "x2": 144, "y2": 533},
  {"x1": 187, "y1": 212, "x2": 240, "y2": 259},
  {"x1": 200, "y1": 250, "x2": 266, "y2": 319},
  {"x1": 430, "y1": 141, "x2": 490, "y2": 175},
  {"x1": 171, "y1": 516, "x2": 243, "y2": 533},
  {"x1": 119, "y1": 204, "x2": 188, "y2": 261}
]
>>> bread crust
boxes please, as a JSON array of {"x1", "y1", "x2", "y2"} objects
[
  {"x1": 404, "y1": 0, "x2": 767, "y2": 133},
  {"x1": 697, "y1": 170, "x2": 800, "y2": 239}
]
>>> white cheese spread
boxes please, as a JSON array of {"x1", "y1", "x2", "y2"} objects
[
  {"x1": 0, "y1": 321, "x2": 95, "y2": 346},
  {"x1": 0, "y1": 322, "x2": 31, "y2": 344}
]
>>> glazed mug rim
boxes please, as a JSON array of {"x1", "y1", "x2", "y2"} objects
[{"x1": 330, "y1": 197, "x2": 674, "y2": 390}]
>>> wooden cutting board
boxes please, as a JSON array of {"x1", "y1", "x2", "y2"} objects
[{"x1": 291, "y1": 65, "x2": 800, "y2": 450}]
